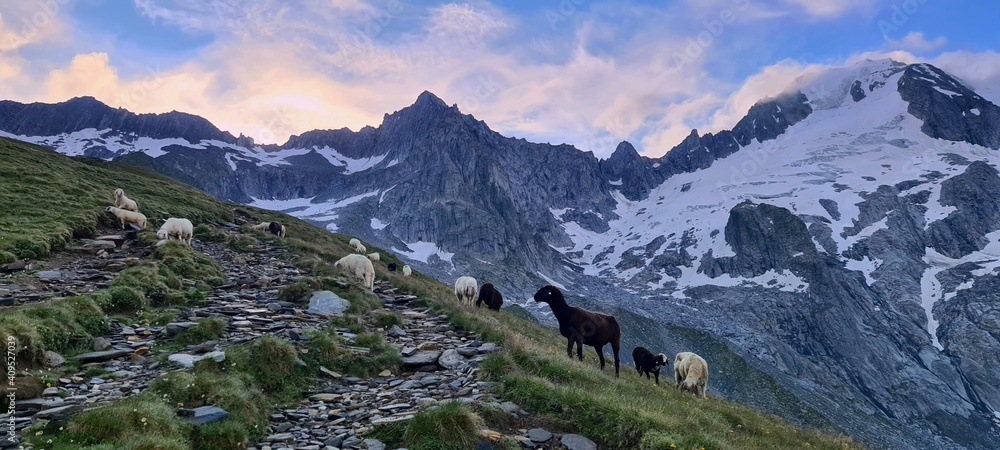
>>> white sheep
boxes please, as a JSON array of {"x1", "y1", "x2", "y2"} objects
[
  {"x1": 113, "y1": 188, "x2": 139, "y2": 212},
  {"x1": 454, "y1": 276, "x2": 478, "y2": 305},
  {"x1": 402, "y1": 265, "x2": 412, "y2": 277},
  {"x1": 674, "y1": 352, "x2": 709, "y2": 398},
  {"x1": 334, "y1": 253, "x2": 375, "y2": 290},
  {"x1": 348, "y1": 238, "x2": 366, "y2": 253},
  {"x1": 157, "y1": 218, "x2": 194, "y2": 245},
  {"x1": 367, "y1": 252, "x2": 380, "y2": 262},
  {"x1": 106, "y1": 206, "x2": 147, "y2": 230},
  {"x1": 250, "y1": 222, "x2": 270, "y2": 231}
]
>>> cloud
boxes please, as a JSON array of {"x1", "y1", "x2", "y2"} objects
[
  {"x1": 0, "y1": 0, "x2": 72, "y2": 52},
  {"x1": 884, "y1": 32, "x2": 948, "y2": 53},
  {"x1": 780, "y1": 0, "x2": 882, "y2": 19}
]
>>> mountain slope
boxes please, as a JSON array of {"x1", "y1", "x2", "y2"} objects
[
  {"x1": 2, "y1": 58, "x2": 1000, "y2": 449},
  {"x1": 0, "y1": 137, "x2": 863, "y2": 450}
]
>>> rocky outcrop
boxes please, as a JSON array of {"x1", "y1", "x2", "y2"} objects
[
  {"x1": 599, "y1": 141, "x2": 664, "y2": 201},
  {"x1": 927, "y1": 161, "x2": 1000, "y2": 258},
  {"x1": 898, "y1": 64, "x2": 1000, "y2": 149}
]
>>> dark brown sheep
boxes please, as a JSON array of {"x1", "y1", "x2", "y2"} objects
[
  {"x1": 268, "y1": 221, "x2": 286, "y2": 237},
  {"x1": 533, "y1": 285, "x2": 621, "y2": 377},
  {"x1": 476, "y1": 283, "x2": 504, "y2": 311}
]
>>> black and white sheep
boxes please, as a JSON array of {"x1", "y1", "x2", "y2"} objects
[
  {"x1": 674, "y1": 352, "x2": 709, "y2": 398},
  {"x1": 533, "y1": 285, "x2": 621, "y2": 377},
  {"x1": 632, "y1": 346, "x2": 669, "y2": 386},
  {"x1": 106, "y1": 206, "x2": 147, "y2": 230},
  {"x1": 454, "y1": 276, "x2": 478, "y2": 305},
  {"x1": 268, "y1": 221, "x2": 286, "y2": 237},
  {"x1": 476, "y1": 283, "x2": 503, "y2": 311},
  {"x1": 113, "y1": 188, "x2": 138, "y2": 212},
  {"x1": 157, "y1": 218, "x2": 194, "y2": 245}
]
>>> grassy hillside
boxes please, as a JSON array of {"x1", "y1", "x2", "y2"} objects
[{"x1": 0, "y1": 137, "x2": 862, "y2": 449}]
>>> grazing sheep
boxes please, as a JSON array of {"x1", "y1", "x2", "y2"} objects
[
  {"x1": 268, "y1": 221, "x2": 286, "y2": 237},
  {"x1": 367, "y1": 252, "x2": 380, "y2": 262},
  {"x1": 106, "y1": 206, "x2": 147, "y2": 230},
  {"x1": 156, "y1": 218, "x2": 194, "y2": 245},
  {"x1": 674, "y1": 352, "x2": 709, "y2": 398},
  {"x1": 402, "y1": 265, "x2": 412, "y2": 276},
  {"x1": 632, "y1": 346, "x2": 669, "y2": 386},
  {"x1": 454, "y1": 276, "x2": 478, "y2": 305},
  {"x1": 533, "y1": 285, "x2": 621, "y2": 377},
  {"x1": 348, "y1": 238, "x2": 366, "y2": 253},
  {"x1": 476, "y1": 283, "x2": 504, "y2": 311},
  {"x1": 334, "y1": 254, "x2": 375, "y2": 290},
  {"x1": 388, "y1": 263, "x2": 397, "y2": 272},
  {"x1": 113, "y1": 188, "x2": 138, "y2": 212}
]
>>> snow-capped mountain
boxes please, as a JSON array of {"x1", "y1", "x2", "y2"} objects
[{"x1": 3, "y1": 59, "x2": 1000, "y2": 449}]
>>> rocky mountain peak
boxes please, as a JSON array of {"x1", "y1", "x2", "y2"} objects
[{"x1": 897, "y1": 63, "x2": 1000, "y2": 149}]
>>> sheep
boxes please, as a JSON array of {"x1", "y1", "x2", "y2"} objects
[
  {"x1": 674, "y1": 352, "x2": 709, "y2": 398},
  {"x1": 454, "y1": 276, "x2": 478, "y2": 305},
  {"x1": 476, "y1": 283, "x2": 504, "y2": 311},
  {"x1": 402, "y1": 265, "x2": 412, "y2": 276},
  {"x1": 106, "y1": 206, "x2": 147, "y2": 230},
  {"x1": 632, "y1": 346, "x2": 669, "y2": 386},
  {"x1": 250, "y1": 222, "x2": 270, "y2": 231},
  {"x1": 348, "y1": 238, "x2": 366, "y2": 253},
  {"x1": 156, "y1": 218, "x2": 194, "y2": 245},
  {"x1": 334, "y1": 253, "x2": 375, "y2": 290},
  {"x1": 533, "y1": 285, "x2": 621, "y2": 377},
  {"x1": 388, "y1": 263, "x2": 397, "y2": 272},
  {"x1": 367, "y1": 252, "x2": 380, "y2": 262},
  {"x1": 113, "y1": 188, "x2": 138, "y2": 212},
  {"x1": 268, "y1": 221, "x2": 286, "y2": 237}
]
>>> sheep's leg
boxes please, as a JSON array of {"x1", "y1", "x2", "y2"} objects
[
  {"x1": 566, "y1": 340, "x2": 574, "y2": 359},
  {"x1": 653, "y1": 371, "x2": 659, "y2": 385},
  {"x1": 595, "y1": 346, "x2": 606, "y2": 370},
  {"x1": 576, "y1": 340, "x2": 584, "y2": 361}
]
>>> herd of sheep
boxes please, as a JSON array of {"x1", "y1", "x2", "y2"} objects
[{"x1": 104, "y1": 192, "x2": 707, "y2": 397}]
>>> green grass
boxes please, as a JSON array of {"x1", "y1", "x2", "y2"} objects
[
  {"x1": 172, "y1": 317, "x2": 226, "y2": 346},
  {"x1": 0, "y1": 138, "x2": 233, "y2": 259},
  {"x1": 369, "y1": 402, "x2": 483, "y2": 450},
  {"x1": 0, "y1": 295, "x2": 109, "y2": 364}
]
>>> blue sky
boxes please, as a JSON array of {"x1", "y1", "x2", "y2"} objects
[{"x1": 0, "y1": 0, "x2": 998, "y2": 157}]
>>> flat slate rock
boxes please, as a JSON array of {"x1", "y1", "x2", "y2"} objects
[
  {"x1": 561, "y1": 434, "x2": 597, "y2": 450},
  {"x1": 401, "y1": 350, "x2": 442, "y2": 368},
  {"x1": 307, "y1": 290, "x2": 352, "y2": 315},
  {"x1": 72, "y1": 349, "x2": 131, "y2": 363},
  {"x1": 528, "y1": 428, "x2": 553, "y2": 443}
]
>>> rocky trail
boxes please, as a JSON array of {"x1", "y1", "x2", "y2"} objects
[{"x1": 1, "y1": 229, "x2": 600, "y2": 450}]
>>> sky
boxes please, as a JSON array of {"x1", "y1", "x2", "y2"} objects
[{"x1": 0, "y1": 0, "x2": 998, "y2": 158}]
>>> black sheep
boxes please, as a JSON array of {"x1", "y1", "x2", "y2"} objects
[
  {"x1": 533, "y1": 285, "x2": 621, "y2": 377},
  {"x1": 476, "y1": 283, "x2": 504, "y2": 311},
  {"x1": 632, "y1": 346, "x2": 668, "y2": 385},
  {"x1": 388, "y1": 263, "x2": 397, "y2": 272}
]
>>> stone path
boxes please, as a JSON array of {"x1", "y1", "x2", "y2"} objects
[{"x1": 2, "y1": 227, "x2": 600, "y2": 450}]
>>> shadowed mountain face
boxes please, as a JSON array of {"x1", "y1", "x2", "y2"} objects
[{"x1": 2, "y1": 59, "x2": 1000, "y2": 449}]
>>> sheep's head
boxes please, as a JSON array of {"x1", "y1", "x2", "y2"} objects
[
  {"x1": 656, "y1": 353, "x2": 669, "y2": 368},
  {"x1": 114, "y1": 188, "x2": 123, "y2": 198},
  {"x1": 105, "y1": 206, "x2": 114, "y2": 212},
  {"x1": 681, "y1": 380, "x2": 701, "y2": 395},
  {"x1": 156, "y1": 229, "x2": 168, "y2": 240},
  {"x1": 533, "y1": 285, "x2": 561, "y2": 303}
]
